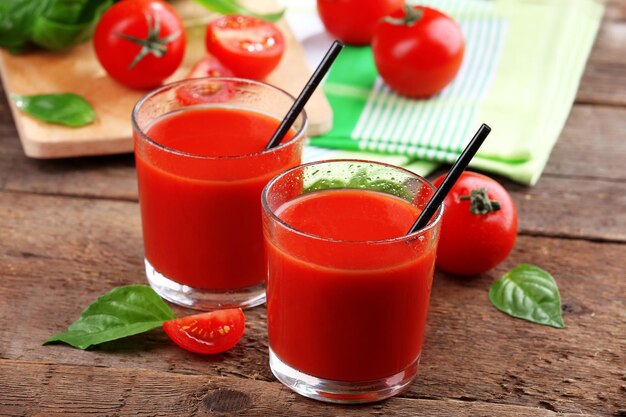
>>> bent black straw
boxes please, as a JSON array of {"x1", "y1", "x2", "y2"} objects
[
  {"x1": 408, "y1": 123, "x2": 492, "y2": 234},
  {"x1": 265, "y1": 40, "x2": 344, "y2": 150}
]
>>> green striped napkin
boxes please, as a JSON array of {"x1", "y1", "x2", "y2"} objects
[{"x1": 308, "y1": 0, "x2": 603, "y2": 185}]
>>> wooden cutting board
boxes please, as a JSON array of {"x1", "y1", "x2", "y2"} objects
[{"x1": 0, "y1": 1, "x2": 332, "y2": 158}]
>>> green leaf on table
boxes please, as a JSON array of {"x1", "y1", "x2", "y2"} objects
[
  {"x1": 12, "y1": 93, "x2": 96, "y2": 127},
  {"x1": 193, "y1": 0, "x2": 285, "y2": 22},
  {"x1": 489, "y1": 264, "x2": 565, "y2": 328},
  {"x1": 44, "y1": 285, "x2": 176, "y2": 349}
]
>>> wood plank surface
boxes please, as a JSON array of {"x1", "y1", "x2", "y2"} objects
[
  {"x1": 577, "y1": 20, "x2": 626, "y2": 106},
  {"x1": 0, "y1": 190, "x2": 623, "y2": 415},
  {"x1": 0, "y1": 361, "x2": 573, "y2": 417}
]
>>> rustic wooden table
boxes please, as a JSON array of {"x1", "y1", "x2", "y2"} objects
[{"x1": 1, "y1": 4, "x2": 625, "y2": 416}]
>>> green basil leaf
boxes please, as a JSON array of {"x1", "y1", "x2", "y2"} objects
[
  {"x1": 44, "y1": 285, "x2": 176, "y2": 349},
  {"x1": 0, "y1": 0, "x2": 112, "y2": 52},
  {"x1": 489, "y1": 264, "x2": 565, "y2": 328},
  {"x1": 193, "y1": 0, "x2": 285, "y2": 22},
  {"x1": 31, "y1": 0, "x2": 113, "y2": 50},
  {"x1": 0, "y1": 0, "x2": 50, "y2": 53},
  {"x1": 12, "y1": 93, "x2": 96, "y2": 127}
]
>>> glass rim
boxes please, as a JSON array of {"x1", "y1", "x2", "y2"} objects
[
  {"x1": 131, "y1": 77, "x2": 308, "y2": 160},
  {"x1": 261, "y1": 159, "x2": 444, "y2": 245}
]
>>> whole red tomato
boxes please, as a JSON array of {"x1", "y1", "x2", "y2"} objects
[
  {"x1": 205, "y1": 15, "x2": 284, "y2": 80},
  {"x1": 316, "y1": 0, "x2": 403, "y2": 46},
  {"x1": 433, "y1": 172, "x2": 517, "y2": 275},
  {"x1": 372, "y1": 5, "x2": 464, "y2": 97},
  {"x1": 94, "y1": 0, "x2": 185, "y2": 89}
]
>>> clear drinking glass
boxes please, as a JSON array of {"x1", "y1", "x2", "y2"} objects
[
  {"x1": 261, "y1": 160, "x2": 442, "y2": 403},
  {"x1": 133, "y1": 78, "x2": 307, "y2": 310}
]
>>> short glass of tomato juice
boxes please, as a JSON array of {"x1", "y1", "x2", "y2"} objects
[
  {"x1": 261, "y1": 160, "x2": 442, "y2": 403},
  {"x1": 132, "y1": 78, "x2": 307, "y2": 310}
]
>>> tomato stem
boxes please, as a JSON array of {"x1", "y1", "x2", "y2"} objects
[
  {"x1": 115, "y1": 11, "x2": 181, "y2": 69},
  {"x1": 460, "y1": 188, "x2": 501, "y2": 215},
  {"x1": 384, "y1": 4, "x2": 423, "y2": 26}
]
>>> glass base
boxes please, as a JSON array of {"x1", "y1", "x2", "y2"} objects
[
  {"x1": 145, "y1": 259, "x2": 266, "y2": 310},
  {"x1": 269, "y1": 348, "x2": 419, "y2": 404}
]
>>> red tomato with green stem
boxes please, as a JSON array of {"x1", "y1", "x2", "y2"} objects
[
  {"x1": 205, "y1": 15, "x2": 284, "y2": 80},
  {"x1": 163, "y1": 308, "x2": 245, "y2": 354},
  {"x1": 372, "y1": 5, "x2": 464, "y2": 98},
  {"x1": 94, "y1": 0, "x2": 185, "y2": 89},
  {"x1": 316, "y1": 0, "x2": 404, "y2": 46},
  {"x1": 433, "y1": 172, "x2": 517, "y2": 275}
]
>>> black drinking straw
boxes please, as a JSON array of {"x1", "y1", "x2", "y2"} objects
[
  {"x1": 264, "y1": 40, "x2": 344, "y2": 150},
  {"x1": 407, "y1": 123, "x2": 492, "y2": 234}
]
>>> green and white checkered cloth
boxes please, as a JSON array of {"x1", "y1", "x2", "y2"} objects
[{"x1": 304, "y1": 0, "x2": 603, "y2": 185}]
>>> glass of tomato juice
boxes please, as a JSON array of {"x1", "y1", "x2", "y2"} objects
[
  {"x1": 261, "y1": 160, "x2": 442, "y2": 403},
  {"x1": 132, "y1": 78, "x2": 306, "y2": 310}
]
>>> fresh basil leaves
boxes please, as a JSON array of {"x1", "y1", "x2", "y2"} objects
[
  {"x1": 0, "y1": 0, "x2": 113, "y2": 53},
  {"x1": 44, "y1": 285, "x2": 175, "y2": 349},
  {"x1": 489, "y1": 264, "x2": 565, "y2": 328},
  {"x1": 304, "y1": 170, "x2": 413, "y2": 201},
  {"x1": 193, "y1": 0, "x2": 285, "y2": 22},
  {"x1": 12, "y1": 93, "x2": 96, "y2": 127}
]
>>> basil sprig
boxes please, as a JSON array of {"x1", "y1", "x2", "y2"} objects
[
  {"x1": 12, "y1": 93, "x2": 96, "y2": 127},
  {"x1": 0, "y1": 0, "x2": 113, "y2": 53},
  {"x1": 44, "y1": 285, "x2": 175, "y2": 349},
  {"x1": 193, "y1": 0, "x2": 285, "y2": 22},
  {"x1": 489, "y1": 264, "x2": 565, "y2": 328}
]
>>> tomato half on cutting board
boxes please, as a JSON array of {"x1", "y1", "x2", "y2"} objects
[
  {"x1": 205, "y1": 15, "x2": 285, "y2": 80},
  {"x1": 163, "y1": 308, "x2": 245, "y2": 354}
]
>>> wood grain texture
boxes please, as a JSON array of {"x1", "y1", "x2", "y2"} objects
[
  {"x1": 577, "y1": 20, "x2": 626, "y2": 106},
  {"x1": 0, "y1": 0, "x2": 332, "y2": 158},
  {"x1": 0, "y1": 190, "x2": 623, "y2": 415},
  {"x1": 0, "y1": 361, "x2": 574, "y2": 417}
]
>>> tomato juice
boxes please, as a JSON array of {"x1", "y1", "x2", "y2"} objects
[
  {"x1": 135, "y1": 106, "x2": 300, "y2": 292},
  {"x1": 265, "y1": 188, "x2": 439, "y2": 382}
]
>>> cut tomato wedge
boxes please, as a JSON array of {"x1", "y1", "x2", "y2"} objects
[
  {"x1": 162, "y1": 308, "x2": 245, "y2": 354},
  {"x1": 205, "y1": 15, "x2": 285, "y2": 80},
  {"x1": 176, "y1": 54, "x2": 235, "y2": 105},
  {"x1": 186, "y1": 54, "x2": 234, "y2": 79}
]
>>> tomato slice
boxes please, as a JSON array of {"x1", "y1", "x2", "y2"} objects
[
  {"x1": 205, "y1": 15, "x2": 285, "y2": 80},
  {"x1": 162, "y1": 308, "x2": 245, "y2": 354},
  {"x1": 186, "y1": 54, "x2": 234, "y2": 79},
  {"x1": 176, "y1": 54, "x2": 235, "y2": 105}
]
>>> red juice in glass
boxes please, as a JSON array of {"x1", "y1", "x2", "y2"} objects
[
  {"x1": 262, "y1": 160, "x2": 442, "y2": 404},
  {"x1": 133, "y1": 78, "x2": 306, "y2": 310}
]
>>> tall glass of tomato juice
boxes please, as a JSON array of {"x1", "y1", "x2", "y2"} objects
[
  {"x1": 261, "y1": 160, "x2": 442, "y2": 403},
  {"x1": 132, "y1": 78, "x2": 306, "y2": 310}
]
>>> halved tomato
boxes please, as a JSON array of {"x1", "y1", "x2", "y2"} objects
[
  {"x1": 205, "y1": 15, "x2": 285, "y2": 80},
  {"x1": 162, "y1": 308, "x2": 245, "y2": 354},
  {"x1": 176, "y1": 54, "x2": 235, "y2": 105}
]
